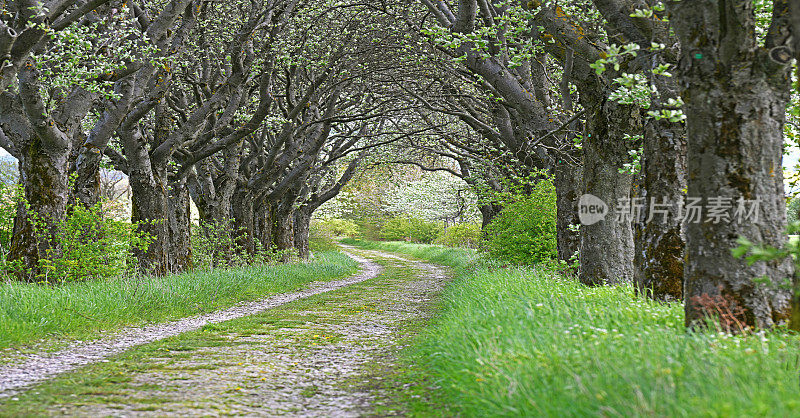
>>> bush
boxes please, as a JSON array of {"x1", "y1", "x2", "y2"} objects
[
  {"x1": 192, "y1": 219, "x2": 290, "y2": 270},
  {"x1": 381, "y1": 216, "x2": 443, "y2": 244},
  {"x1": 435, "y1": 223, "x2": 481, "y2": 248},
  {"x1": 0, "y1": 184, "x2": 19, "y2": 262},
  {"x1": 192, "y1": 219, "x2": 245, "y2": 269},
  {"x1": 788, "y1": 196, "x2": 800, "y2": 224},
  {"x1": 355, "y1": 217, "x2": 384, "y2": 241},
  {"x1": 312, "y1": 218, "x2": 359, "y2": 238},
  {"x1": 484, "y1": 180, "x2": 557, "y2": 265},
  {"x1": 0, "y1": 184, "x2": 151, "y2": 282},
  {"x1": 36, "y1": 204, "x2": 151, "y2": 282}
]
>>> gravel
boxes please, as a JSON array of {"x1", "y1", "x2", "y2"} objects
[{"x1": 0, "y1": 249, "x2": 382, "y2": 398}]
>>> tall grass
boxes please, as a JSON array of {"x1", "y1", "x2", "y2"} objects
[
  {"x1": 0, "y1": 251, "x2": 357, "y2": 349},
  {"x1": 347, "y1": 239, "x2": 800, "y2": 416}
]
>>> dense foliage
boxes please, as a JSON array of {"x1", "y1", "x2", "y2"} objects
[
  {"x1": 483, "y1": 181, "x2": 558, "y2": 265},
  {"x1": 0, "y1": 186, "x2": 149, "y2": 283},
  {"x1": 380, "y1": 216, "x2": 443, "y2": 244},
  {"x1": 312, "y1": 218, "x2": 360, "y2": 239},
  {"x1": 434, "y1": 223, "x2": 482, "y2": 249}
]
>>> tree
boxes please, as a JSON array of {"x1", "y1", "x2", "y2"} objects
[{"x1": 670, "y1": 0, "x2": 794, "y2": 327}]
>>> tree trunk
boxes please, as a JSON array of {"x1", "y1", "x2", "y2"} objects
[
  {"x1": 554, "y1": 159, "x2": 582, "y2": 263},
  {"x1": 272, "y1": 198, "x2": 295, "y2": 261},
  {"x1": 633, "y1": 104, "x2": 687, "y2": 301},
  {"x1": 231, "y1": 187, "x2": 255, "y2": 256},
  {"x1": 579, "y1": 101, "x2": 639, "y2": 285},
  {"x1": 293, "y1": 209, "x2": 311, "y2": 260},
  {"x1": 120, "y1": 120, "x2": 183, "y2": 276},
  {"x1": 670, "y1": 0, "x2": 793, "y2": 328},
  {"x1": 167, "y1": 177, "x2": 192, "y2": 272},
  {"x1": 187, "y1": 143, "x2": 241, "y2": 226},
  {"x1": 128, "y1": 164, "x2": 170, "y2": 276},
  {"x1": 9, "y1": 142, "x2": 70, "y2": 281},
  {"x1": 72, "y1": 144, "x2": 103, "y2": 208},
  {"x1": 479, "y1": 203, "x2": 503, "y2": 230},
  {"x1": 254, "y1": 197, "x2": 274, "y2": 253}
]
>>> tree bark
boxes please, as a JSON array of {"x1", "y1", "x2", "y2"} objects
[
  {"x1": 272, "y1": 198, "x2": 295, "y2": 260},
  {"x1": 254, "y1": 197, "x2": 274, "y2": 253},
  {"x1": 579, "y1": 100, "x2": 639, "y2": 285},
  {"x1": 4, "y1": 72, "x2": 90, "y2": 281},
  {"x1": 554, "y1": 158, "x2": 582, "y2": 263},
  {"x1": 231, "y1": 187, "x2": 255, "y2": 257},
  {"x1": 127, "y1": 160, "x2": 170, "y2": 275},
  {"x1": 478, "y1": 202, "x2": 503, "y2": 233},
  {"x1": 293, "y1": 209, "x2": 311, "y2": 259},
  {"x1": 670, "y1": 0, "x2": 793, "y2": 328},
  {"x1": 121, "y1": 104, "x2": 190, "y2": 275},
  {"x1": 10, "y1": 140, "x2": 70, "y2": 281},
  {"x1": 633, "y1": 103, "x2": 686, "y2": 301},
  {"x1": 188, "y1": 142, "x2": 241, "y2": 225},
  {"x1": 167, "y1": 177, "x2": 192, "y2": 272}
]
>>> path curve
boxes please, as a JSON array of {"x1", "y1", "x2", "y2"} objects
[{"x1": 0, "y1": 249, "x2": 381, "y2": 398}]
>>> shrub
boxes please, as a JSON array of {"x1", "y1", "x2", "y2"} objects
[
  {"x1": 381, "y1": 216, "x2": 443, "y2": 244},
  {"x1": 192, "y1": 219, "x2": 290, "y2": 270},
  {"x1": 788, "y1": 196, "x2": 800, "y2": 224},
  {"x1": 192, "y1": 219, "x2": 244, "y2": 269},
  {"x1": 484, "y1": 180, "x2": 557, "y2": 265},
  {"x1": 435, "y1": 223, "x2": 481, "y2": 248},
  {"x1": 308, "y1": 220, "x2": 339, "y2": 252},
  {"x1": 0, "y1": 183, "x2": 151, "y2": 282},
  {"x1": 313, "y1": 218, "x2": 359, "y2": 238},
  {"x1": 36, "y1": 204, "x2": 151, "y2": 282},
  {"x1": 0, "y1": 184, "x2": 19, "y2": 262},
  {"x1": 355, "y1": 217, "x2": 385, "y2": 241}
]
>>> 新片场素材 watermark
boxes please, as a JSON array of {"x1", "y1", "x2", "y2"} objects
[{"x1": 577, "y1": 194, "x2": 760, "y2": 226}]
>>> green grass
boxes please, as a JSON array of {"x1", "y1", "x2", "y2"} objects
[
  {"x1": 0, "y1": 250, "x2": 358, "y2": 350},
  {"x1": 347, "y1": 239, "x2": 800, "y2": 416},
  {"x1": 339, "y1": 238, "x2": 477, "y2": 269}
]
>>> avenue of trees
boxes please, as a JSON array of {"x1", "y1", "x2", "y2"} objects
[{"x1": 2, "y1": 0, "x2": 800, "y2": 331}]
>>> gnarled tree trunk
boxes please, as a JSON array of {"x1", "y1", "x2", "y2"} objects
[{"x1": 271, "y1": 198, "x2": 295, "y2": 261}]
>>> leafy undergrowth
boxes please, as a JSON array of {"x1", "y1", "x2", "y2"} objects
[
  {"x1": 346, "y1": 239, "x2": 800, "y2": 416},
  {"x1": 0, "y1": 249, "x2": 358, "y2": 351}
]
